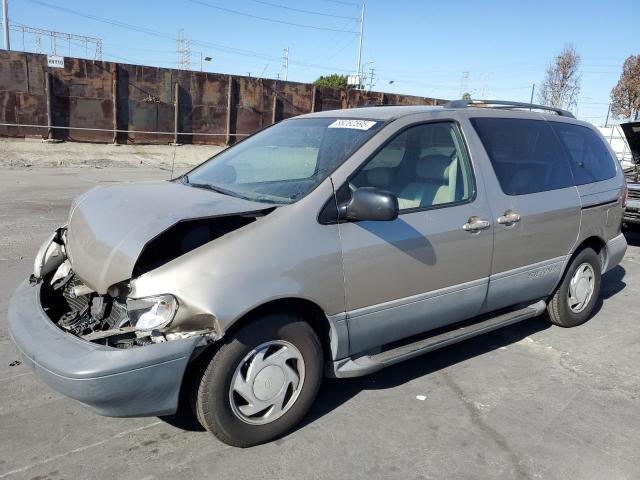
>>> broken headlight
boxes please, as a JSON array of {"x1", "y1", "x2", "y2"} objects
[{"x1": 127, "y1": 294, "x2": 178, "y2": 331}]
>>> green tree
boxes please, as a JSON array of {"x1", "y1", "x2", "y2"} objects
[
  {"x1": 314, "y1": 74, "x2": 349, "y2": 89},
  {"x1": 461, "y1": 92, "x2": 471, "y2": 100}
]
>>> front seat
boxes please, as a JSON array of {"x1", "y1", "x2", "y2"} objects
[{"x1": 397, "y1": 155, "x2": 453, "y2": 209}]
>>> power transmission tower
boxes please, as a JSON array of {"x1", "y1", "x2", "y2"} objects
[
  {"x1": 177, "y1": 29, "x2": 191, "y2": 70},
  {"x1": 9, "y1": 24, "x2": 102, "y2": 59},
  {"x1": 459, "y1": 71, "x2": 469, "y2": 98},
  {"x1": 282, "y1": 47, "x2": 289, "y2": 81},
  {"x1": 479, "y1": 72, "x2": 488, "y2": 98}
]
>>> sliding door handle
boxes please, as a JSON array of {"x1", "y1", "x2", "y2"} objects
[
  {"x1": 463, "y1": 217, "x2": 491, "y2": 232},
  {"x1": 497, "y1": 210, "x2": 521, "y2": 225}
]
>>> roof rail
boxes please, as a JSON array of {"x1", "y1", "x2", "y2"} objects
[{"x1": 444, "y1": 99, "x2": 575, "y2": 118}]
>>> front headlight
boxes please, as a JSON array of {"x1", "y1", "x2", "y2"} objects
[{"x1": 127, "y1": 294, "x2": 178, "y2": 331}]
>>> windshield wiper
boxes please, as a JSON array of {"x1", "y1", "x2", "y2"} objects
[{"x1": 187, "y1": 181, "x2": 237, "y2": 197}]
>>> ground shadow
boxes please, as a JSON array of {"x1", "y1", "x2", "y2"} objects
[
  {"x1": 296, "y1": 316, "x2": 550, "y2": 433},
  {"x1": 160, "y1": 262, "x2": 628, "y2": 435},
  {"x1": 623, "y1": 227, "x2": 640, "y2": 247}
]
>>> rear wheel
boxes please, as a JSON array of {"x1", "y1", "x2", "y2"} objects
[
  {"x1": 191, "y1": 312, "x2": 323, "y2": 447},
  {"x1": 546, "y1": 247, "x2": 601, "y2": 327}
]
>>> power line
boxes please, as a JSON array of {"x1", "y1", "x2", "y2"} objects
[
  {"x1": 20, "y1": 0, "x2": 359, "y2": 75},
  {"x1": 251, "y1": 0, "x2": 358, "y2": 20},
  {"x1": 187, "y1": 0, "x2": 359, "y2": 33},
  {"x1": 323, "y1": 0, "x2": 359, "y2": 6}
]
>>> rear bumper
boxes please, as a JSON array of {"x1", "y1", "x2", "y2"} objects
[
  {"x1": 624, "y1": 199, "x2": 640, "y2": 224},
  {"x1": 8, "y1": 279, "x2": 201, "y2": 417},
  {"x1": 604, "y1": 233, "x2": 627, "y2": 273}
]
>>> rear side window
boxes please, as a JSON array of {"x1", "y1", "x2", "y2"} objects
[
  {"x1": 471, "y1": 117, "x2": 574, "y2": 195},
  {"x1": 551, "y1": 123, "x2": 617, "y2": 185}
]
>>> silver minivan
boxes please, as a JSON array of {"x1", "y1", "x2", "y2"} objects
[{"x1": 9, "y1": 100, "x2": 628, "y2": 447}]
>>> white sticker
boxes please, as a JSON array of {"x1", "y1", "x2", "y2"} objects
[{"x1": 328, "y1": 119, "x2": 377, "y2": 130}]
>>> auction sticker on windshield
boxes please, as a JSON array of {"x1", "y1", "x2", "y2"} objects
[{"x1": 328, "y1": 119, "x2": 378, "y2": 130}]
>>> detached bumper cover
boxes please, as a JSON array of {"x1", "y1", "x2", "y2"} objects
[
  {"x1": 604, "y1": 233, "x2": 627, "y2": 273},
  {"x1": 8, "y1": 279, "x2": 201, "y2": 417}
]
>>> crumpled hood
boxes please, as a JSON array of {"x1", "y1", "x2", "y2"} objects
[{"x1": 65, "y1": 180, "x2": 270, "y2": 293}]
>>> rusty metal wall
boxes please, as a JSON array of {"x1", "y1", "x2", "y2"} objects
[{"x1": 0, "y1": 51, "x2": 446, "y2": 145}]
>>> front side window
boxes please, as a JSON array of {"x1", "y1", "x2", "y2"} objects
[
  {"x1": 551, "y1": 123, "x2": 617, "y2": 185},
  {"x1": 351, "y1": 122, "x2": 474, "y2": 211},
  {"x1": 186, "y1": 118, "x2": 382, "y2": 204},
  {"x1": 471, "y1": 117, "x2": 574, "y2": 195}
]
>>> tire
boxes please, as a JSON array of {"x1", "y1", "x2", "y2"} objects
[
  {"x1": 192, "y1": 312, "x2": 323, "y2": 447},
  {"x1": 546, "y1": 247, "x2": 602, "y2": 328}
]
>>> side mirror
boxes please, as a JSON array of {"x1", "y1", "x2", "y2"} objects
[{"x1": 339, "y1": 187, "x2": 399, "y2": 222}]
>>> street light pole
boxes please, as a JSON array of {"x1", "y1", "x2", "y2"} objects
[{"x1": 2, "y1": 0, "x2": 10, "y2": 51}]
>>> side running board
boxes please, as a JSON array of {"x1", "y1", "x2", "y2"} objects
[{"x1": 331, "y1": 300, "x2": 546, "y2": 378}]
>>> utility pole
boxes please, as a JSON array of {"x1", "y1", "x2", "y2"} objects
[
  {"x1": 282, "y1": 47, "x2": 289, "y2": 81},
  {"x1": 367, "y1": 64, "x2": 376, "y2": 91},
  {"x1": 605, "y1": 103, "x2": 611, "y2": 127},
  {"x1": 2, "y1": 0, "x2": 9, "y2": 51},
  {"x1": 529, "y1": 83, "x2": 535, "y2": 106},
  {"x1": 356, "y1": 1, "x2": 365, "y2": 89}
]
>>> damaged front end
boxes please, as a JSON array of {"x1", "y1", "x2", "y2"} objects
[
  {"x1": 33, "y1": 207, "x2": 272, "y2": 349},
  {"x1": 10, "y1": 179, "x2": 279, "y2": 417},
  {"x1": 33, "y1": 224, "x2": 222, "y2": 349}
]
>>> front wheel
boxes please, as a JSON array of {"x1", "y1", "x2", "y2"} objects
[
  {"x1": 546, "y1": 247, "x2": 602, "y2": 328},
  {"x1": 192, "y1": 312, "x2": 323, "y2": 447}
]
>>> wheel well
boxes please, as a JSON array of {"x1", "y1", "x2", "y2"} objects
[
  {"x1": 574, "y1": 236, "x2": 607, "y2": 268},
  {"x1": 223, "y1": 298, "x2": 333, "y2": 360}
]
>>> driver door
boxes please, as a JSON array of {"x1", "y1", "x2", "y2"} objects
[{"x1": 335, "y1": 121, "x2": 494, "y2": 355}]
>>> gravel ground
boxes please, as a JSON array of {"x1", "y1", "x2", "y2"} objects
[
  {"x1": 0, "y1": 138, "x2": 223, "y2": 170},
  {"x1": 1, "y1": 166, "x2": 639, "y2": 480}
]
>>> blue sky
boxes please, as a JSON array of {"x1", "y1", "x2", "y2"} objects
[{"x1": 5, "y1": 0, "x2": 638, "y2": 124}]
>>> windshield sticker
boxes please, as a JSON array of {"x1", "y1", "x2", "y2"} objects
[{"x1": 328, "y1": 119, "x2": 377, "y2": 130}]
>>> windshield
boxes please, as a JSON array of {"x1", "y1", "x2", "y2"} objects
[{"x1": 185, "y1": 117, "x2": 383, "y2": 204}]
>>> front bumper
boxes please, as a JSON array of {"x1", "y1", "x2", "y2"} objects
[{"x1": 8, "y1": 279, "x2": 201, "y2": 417}]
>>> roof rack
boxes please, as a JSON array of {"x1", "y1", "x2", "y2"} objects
[{"x1": 444, "y1": 99, "x2": 575, "y2": 118}]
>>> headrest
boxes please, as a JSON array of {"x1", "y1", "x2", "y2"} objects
[
  {"x1": 416, "y1": 155, "x2": 452, "y2": 182},
  {"x1": 366, "y1": 167, "x2": 393, "y2": 187}
]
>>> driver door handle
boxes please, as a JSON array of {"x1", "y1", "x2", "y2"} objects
[
  {"x1": 463, "y1": 217, "x2": 491, "y2": 232},
  {"x1": 497, "y1": 210, "x2": 521, "y2": 225}
]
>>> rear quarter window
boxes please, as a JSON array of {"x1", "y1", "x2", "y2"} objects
[
  {"x1": 550, "y1": 123, "x2": 617, "y2": 185},
  {"x1": 470, "y1": 117, "x2": 574, "y2": 195}
]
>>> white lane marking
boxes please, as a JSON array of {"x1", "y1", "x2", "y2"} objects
[
  {"x1": 0, "y1": 421, "x2": 162, "y2": 478},
  {"x1": 0, "y1": 372, "x2": 31, "y2": 382}
]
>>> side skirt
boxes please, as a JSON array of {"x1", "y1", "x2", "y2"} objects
[{"x1": 327, "y1": 299, "x2": 546, "y2": 378}]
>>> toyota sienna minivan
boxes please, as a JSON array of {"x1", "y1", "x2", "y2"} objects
[{"x1": 9, "y1": 100, "x2": 627, "y2": 447}]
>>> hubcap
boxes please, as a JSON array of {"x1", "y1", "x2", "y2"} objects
[
  {"x1": 229, "y1": 340, "x2": 305, "y2": 425},
  {"x1": 567, "y1": 262, "x2": 595, "y2": 313}
]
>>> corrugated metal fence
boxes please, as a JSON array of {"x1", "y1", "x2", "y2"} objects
[{"x1": 0, "y1": 51, "x2": 446, "y2": 145}]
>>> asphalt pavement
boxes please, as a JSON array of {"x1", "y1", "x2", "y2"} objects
[{"x1": 1, "y1": 166, "x2": 639, "y2": 480}]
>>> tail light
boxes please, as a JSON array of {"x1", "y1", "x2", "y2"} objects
[{"x1": 622, "y1": 182, "x2": 628, "y2": 209}]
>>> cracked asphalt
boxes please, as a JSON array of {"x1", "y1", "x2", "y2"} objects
[{"x1": 1, "y1": 166, "x2": 639, "y2": 480}]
